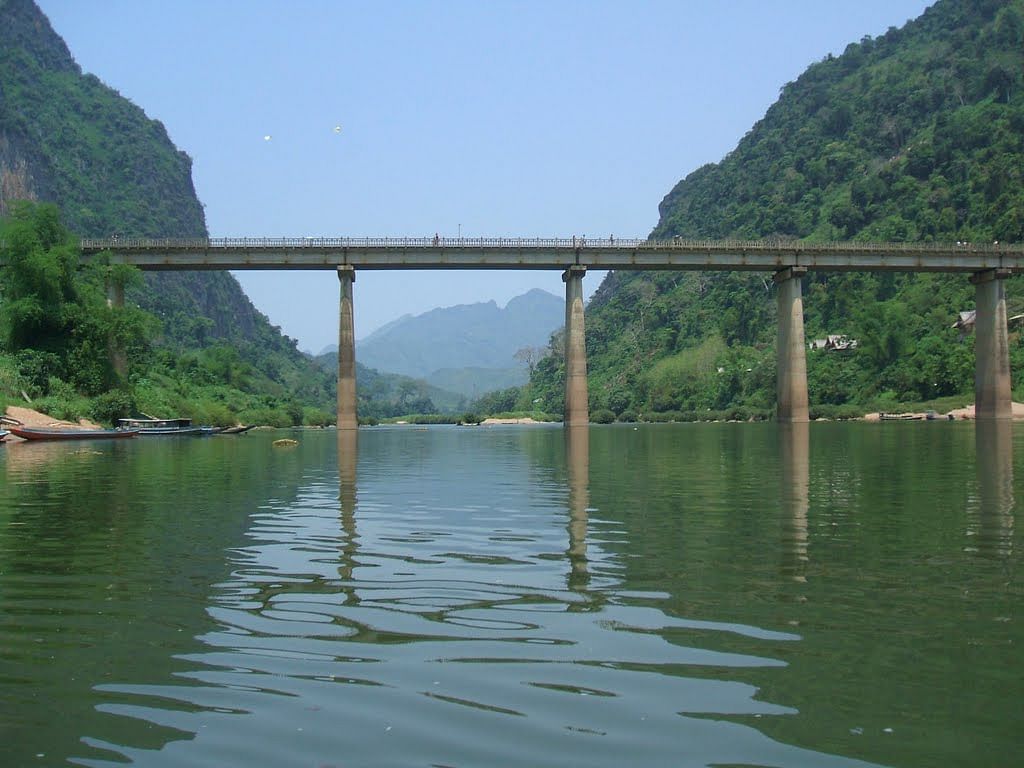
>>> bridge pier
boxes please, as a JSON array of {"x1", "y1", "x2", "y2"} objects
[
  {"x1": 105, "y1": 276, "x2": 128, "y2": 380},
  {"x1": 337, "y1": 266, "x2": 358, "y2": 430},
  {"x1": 563, "y1": 266, "x2": 589, "y2": 427},
  {"x1": 972, "y1": 269, "x2": 1012, "y2": 421},
  {"x1": 774, "y1": 267, "x2": 809, "y2": 423}
]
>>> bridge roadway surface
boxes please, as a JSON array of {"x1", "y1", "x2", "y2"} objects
[{"x1": 78, "y1": 237, "x2": 1024, "y2": 272}]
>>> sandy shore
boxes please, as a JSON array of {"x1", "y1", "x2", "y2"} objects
[
  {"x1": 863, "y1": 402, "x2": 1024, "y2": 421},
  {"x1": 4, "y1": 405, "x2": 101, "y2": 430}
]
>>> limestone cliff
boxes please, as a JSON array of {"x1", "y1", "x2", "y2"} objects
[{"x1": 0, "y1": 0, "x2": 322, "y2": 382}]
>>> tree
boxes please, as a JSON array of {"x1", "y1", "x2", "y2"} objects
[
  {"x1": 0, "y1": 201, "x2": 152, "y2": 395},
  {"x1": 513, "y1": 346, "x2": 543, "y2": 375},
  {"x1": 0, "y1": 201, "x2": 79, "y2": 352}
]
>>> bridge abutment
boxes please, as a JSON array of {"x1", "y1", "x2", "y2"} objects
[
  {"x1": 972, "y1": 269, "x2": 1012, "y2": 421},
  {"x1": 337, "y1": 266, "x2": 358, "y2": 430},
  {"x1": 563, "y1": 266, "x2": 589, "y2": 427},
  {"x1": 774, "y1": 267, "x2": 809, "y2": 423}
]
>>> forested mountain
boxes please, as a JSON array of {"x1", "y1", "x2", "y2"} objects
[
  {"x1": 0, "y1": 0, "x2": 337, "y2": 420},
  {"x1": 312, "y1": 352, "x2": 467, "y2": 418},
  {"x1": 529, "y1": 0, "x2": 1024, "y2": 419},
  {"x1": 357, "y1": 288, "x2": 563, "y2": 396}
]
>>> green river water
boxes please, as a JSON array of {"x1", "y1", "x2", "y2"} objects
[{"x1": 0, "y1": 422, "x2": 1020, "y2": 767}]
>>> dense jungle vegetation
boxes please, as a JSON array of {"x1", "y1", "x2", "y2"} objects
[{"x1": 520, "y1": 0, "x2": 1024, "y2": 420}]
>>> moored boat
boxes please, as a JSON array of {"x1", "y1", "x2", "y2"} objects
[
  {"x1": 878, "y1": 412, "x2": 924, "y2": 421},
  {"x1": 117, "y1": 417, "x2": 208, "y2": 435},
  {"x1": 0, "y1": 429, "x2": 8, "y2": 442},
  {"x1": 9, "y1": 426, "x2": 138, "y2": 441},
  {"x1": 219, "y1": 425, "x2": 255, "y2": 435}
]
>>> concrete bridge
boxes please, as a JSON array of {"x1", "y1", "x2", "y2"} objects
[{"x1": 79, "y1": 236, "x2": 1024, "y2": 427}]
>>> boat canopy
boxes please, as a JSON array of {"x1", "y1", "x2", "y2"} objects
[{"x1": 118, "y1": 417, "x2": 193, "y2": 429}]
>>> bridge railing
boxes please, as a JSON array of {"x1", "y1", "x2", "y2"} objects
[
  {"x1": 77, "y1": 236, "x2": 1017, "y2": 253},
  {"x1": 80, "y1": 236, "x2": 630, "y2": 249}
]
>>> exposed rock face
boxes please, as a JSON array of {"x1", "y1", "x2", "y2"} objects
[{"x1": 0, "y1": 133, "x2": 43, "y2": 214}]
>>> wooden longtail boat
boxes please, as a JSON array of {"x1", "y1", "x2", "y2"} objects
[
  {"x1": 219, "y1": 425, "x2": 255, "y2": 435},
  {"x1": 116, "y1": 417, "x2": 212, "y2": 436},
  {"x1": 9, "y1": 426, "x2": 138, "y2": 441}
]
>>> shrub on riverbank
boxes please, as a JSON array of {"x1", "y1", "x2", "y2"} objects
[
  {"x1": 808, "y1": 403, "x2": 869, "y2": 421},
  {"x1": 381, "y1": 413, "x2": 461, "y2": 425}
]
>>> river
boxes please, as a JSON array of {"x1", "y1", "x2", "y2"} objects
[{"x1": 0, "y1": 422, "x2": 1019, "y2": 767}]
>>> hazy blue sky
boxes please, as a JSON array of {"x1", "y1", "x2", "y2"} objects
[{"x1": 37, "y1": 0, "x2": 931, "y2": 354}]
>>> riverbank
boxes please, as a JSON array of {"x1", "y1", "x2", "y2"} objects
[
  {"x1": 6, "y1": 402, "x2": 1024, "y2": 435},
  {"x1": 480, "y1": 417, "x2": 543, "y2": 425},
  {"x1": 863, "y1": 402, "x2": 1024, "y2": 421},
  {"x1": 4, "y1": 405, "x2": 101, "y2": 430}
]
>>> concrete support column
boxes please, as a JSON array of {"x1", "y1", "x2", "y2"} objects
[
  {"x1": 105, "y1": 276, "x2": 127, "y2": 380},
  {"x1": 563, "y1": 266, "x2": 589, "y2": 427},
  {"x1": 337, "y1": 266, "x2": 358, "y2": 430},
  {"x1": 774, "y1": 267, "x2": 809, "y2": 423},
  {"x1": 971, "y1": 269, "x2": 1012, "y2": 421}
]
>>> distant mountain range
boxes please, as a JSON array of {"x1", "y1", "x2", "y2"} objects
[{"x1": 355, "y1": 288, "x2": 563, "y2": 396}]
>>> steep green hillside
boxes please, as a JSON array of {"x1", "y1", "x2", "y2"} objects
[
  {"x1": 0, "y1": 0, "x2": 327, "y2": 353},
  {"x1": 530, "y1": 0, "x2": 1024, "y2": 418},
  {"x1": 0, "y1": 0, "x2": 204, "y2": 236},
  {"x1": 0, "y1": 0, "x2": 337, "y2": 417}
]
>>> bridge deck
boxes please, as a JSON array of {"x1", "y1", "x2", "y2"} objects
[{"x1": 72, "y1": 237, "x2": 1024, "y2": 272}]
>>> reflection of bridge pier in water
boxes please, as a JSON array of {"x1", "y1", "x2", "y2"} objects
[
  {"x1": 778, "y1": 422, "x2": 810, "y2": 583},
  {"x1": 972, "y1": 420, "x2": 1015, "y2": 558},
  {"x1": 337, "y1": 429, "x2": 360, "y2": 596},
  {"x1": 565, "y1": 425, "x2": 590, "y2": 591}
]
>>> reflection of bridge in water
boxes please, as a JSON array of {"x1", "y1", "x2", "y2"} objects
[
  {"x1": 78, "y1": 236, "x2": 1024, "y2": 428},
  {"x1": 974, "y1": 420, "x2": 1015, "y2": 557},
  {"x1": 772, "y1": 420, "x2": 1016, "y2": 588},
  {"x1": 335, "y1": 420, "x2": 1015, "y2": 597}
]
